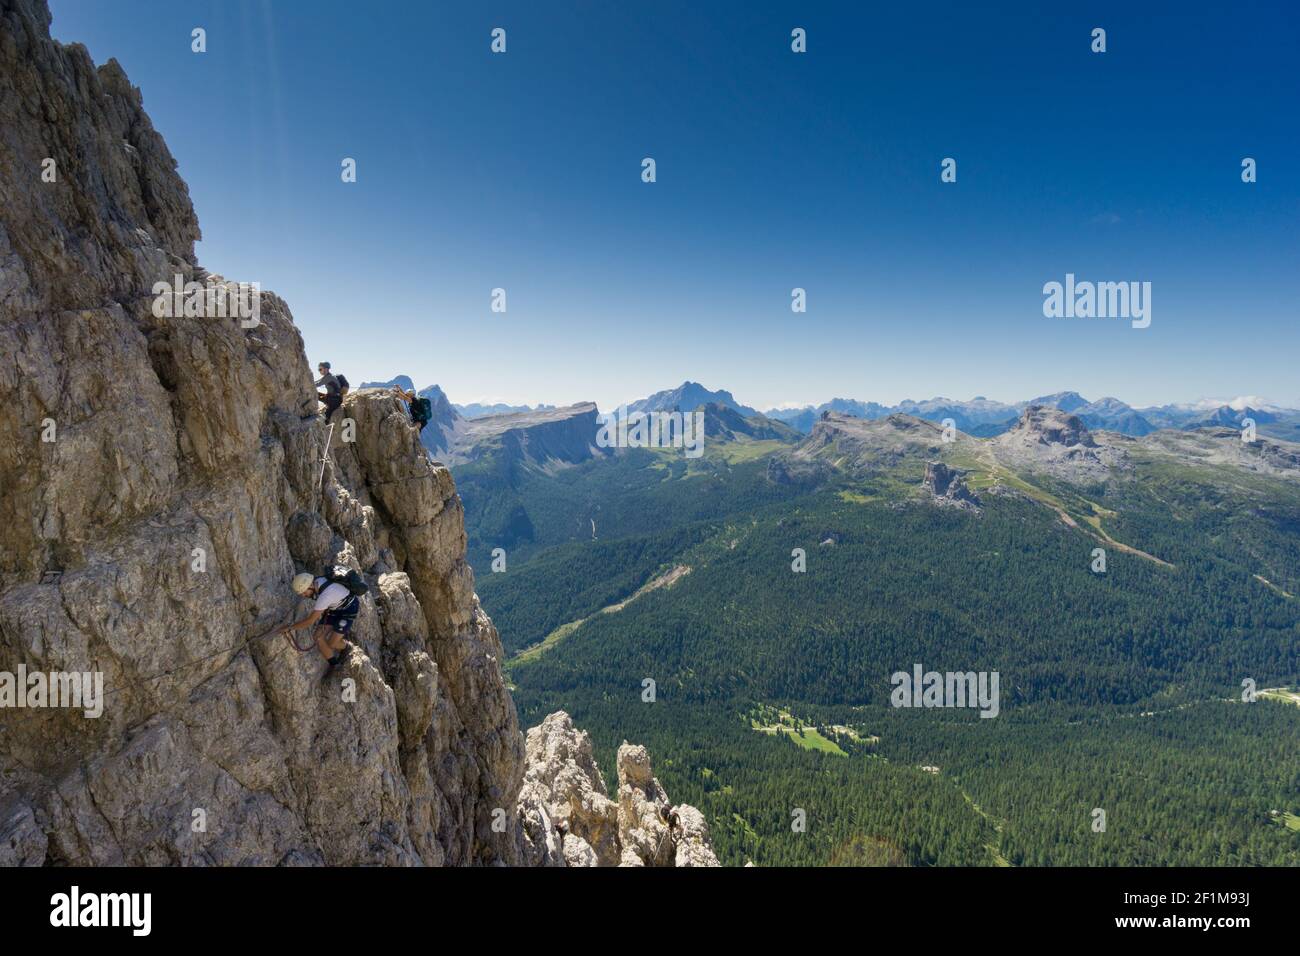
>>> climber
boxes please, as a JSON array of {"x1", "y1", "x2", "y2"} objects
[
  {"x1": 314, "y1": 362, "x2": 346, "y2": 419},
  {"x1": 274, "y1": 571, "x2": 359, "y2": 667},
  {"x1": 394, "y1": 386, "x2": 432, "y2": 433}
]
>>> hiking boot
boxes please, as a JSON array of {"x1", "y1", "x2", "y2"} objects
[{"x1": 326, "y1": 642, "x2": 353, "y2": 669}]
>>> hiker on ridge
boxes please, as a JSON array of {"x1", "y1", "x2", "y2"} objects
[
  {"x1": 314, "y1": 362, "x2": 347, "y2": 419},
  {"x1": 393, "y1": 386, "x2": 432, "y2": 434}
]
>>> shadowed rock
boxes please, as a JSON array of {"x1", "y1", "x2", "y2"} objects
[{"x1": 922, "y1": 461, "x2": 980, "y2": 509}]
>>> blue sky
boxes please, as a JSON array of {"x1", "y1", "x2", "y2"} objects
[{"x1": 51, "y1": 0, "x2": 1299, "y2": 411}]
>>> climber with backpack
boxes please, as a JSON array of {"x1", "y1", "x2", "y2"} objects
[
  {"x1": 314, "y1": 362, "x2": 349, "y2": 419},
  {"x1": 394, "y1": 386, "x2": 432, "y2": 434},
  {"x1": 274, "y1": 566, "x2": 368, "y2": 667}
]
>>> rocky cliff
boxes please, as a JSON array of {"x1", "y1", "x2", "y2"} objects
[{"x1": 0, "y1": 0, "x2": 713, "y2": 868}]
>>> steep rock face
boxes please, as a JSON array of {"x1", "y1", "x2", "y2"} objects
[
  {"x1": 517, "y1": 712, "x2": 718, "y2": 867},
  {"x1": 0, "y1": 0, "x2": 523, "y2": 866},
  {"x1": 0, "y1": 0, "x2": 713, "y2": 870}
]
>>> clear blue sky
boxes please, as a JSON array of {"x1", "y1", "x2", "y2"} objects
[{"x1": 51, "y1": 0, "x2": 1300, "y2": 411}]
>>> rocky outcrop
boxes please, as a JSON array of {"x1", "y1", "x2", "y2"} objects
[
  {"x1": 517, "y1": 711, "x2": 620, "y2": 866},
  {"x1": 0, "y1": 0, "x2": 712, "y2": 869},
  {"x1": 614, "y1": 742, "x2": 679, "y2": 866},
  {"x1": 922, "y1": 461, "x2": 980, "y2": 510},
  {"x1": 992, "y1": 405, "x2": 1125, "y2": 481},
  {"x1": 766, "y1": 454, "x2": 832, "y2": 488},
  {"x1": 1139, "y1": 427, "x2": 1300, "y2": 481},
  {"x1": 517, "y1": 712, "x2": 719, "y2": 867},
  {"x1": 1007, "y1": 405, "x2": 1097, "y2": 448},
  {"x1": 355, "y1": 381, "x2": 463, "y2": 457},
  {"x1": 0, "y1": 0, "x2": 529, "y2": 866}
]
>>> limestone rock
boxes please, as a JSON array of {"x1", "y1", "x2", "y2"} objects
[
  {"x1": 1009, "y1": 405, "x2": 1097, "y2": 448},
  {"x1": 0, "y1": 798, "x2": 46, "y2": 866},
  {"x1": 0, "y1": 0, "x2": 520, "y2": 866},
  {"x1": 616, "y1": 742, "x2": 676, "y2": 866},
  {"x1": 0, "y1": 0, "x2": 703, "y2": 870},
  {"x1": 992, "y1": 405, "x2": 1125, "y2": 481},
  {"x1": 517, "y1": 712, "x2": 720, "y2": 867},
  {"x1": 518, "y1": 711, "x2": 619, "y2": 866},
  {"x1": 563, "y1": 834, "x2": 600, "y2": 868},
  {"x1": 672, "y1": 804, "x2": 720, "y2": 868}
]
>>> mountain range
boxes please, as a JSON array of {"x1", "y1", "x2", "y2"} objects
[
  {"x1": 763, "y1": 389, "x2": 1291, "y2": 438},
  {"x1": 464, "y1": 382, "x2": 1300, "y2": 866},
  {"x1": 368, "y1": 378, "x2": 1298, "y2": 467}
]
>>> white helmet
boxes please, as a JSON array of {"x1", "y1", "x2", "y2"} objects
[{"x1": 291, "y1": 572, "x2": 315, "y2": 596}]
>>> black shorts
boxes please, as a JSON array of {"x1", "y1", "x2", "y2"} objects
[
  {"x1": 322, "y1": 613, "x2": 354, "y2": 636},
  {"x1": 322, "y1": 596, "x2": 359, "y2": 635}
]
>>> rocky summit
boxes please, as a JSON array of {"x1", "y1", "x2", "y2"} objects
[
  {"x1": 1006, "y1": 405, "x2": 1097, "y2": 449},
  {"x1": 0, "y1": 0, "x2": 713, "y2": 867}
]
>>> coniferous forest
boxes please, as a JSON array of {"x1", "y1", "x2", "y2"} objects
[{"x1": 469, "y1": 445, "x2": 1300, "y2": 867}]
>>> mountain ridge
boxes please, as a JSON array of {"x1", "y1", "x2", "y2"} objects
[{"x1": 764, "y1": 392, "x2": 1295, "y2": 438}]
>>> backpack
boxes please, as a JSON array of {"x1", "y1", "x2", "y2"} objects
[
  {"x1": 335, "y1": 374, "x2": 350, "y2": 396},
  {"x1": 321, "y1": 564, "x2": 368, "y2": 597},
  {"x1": 411, "y1": 397, "x2": 432, "y2": 424}
]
